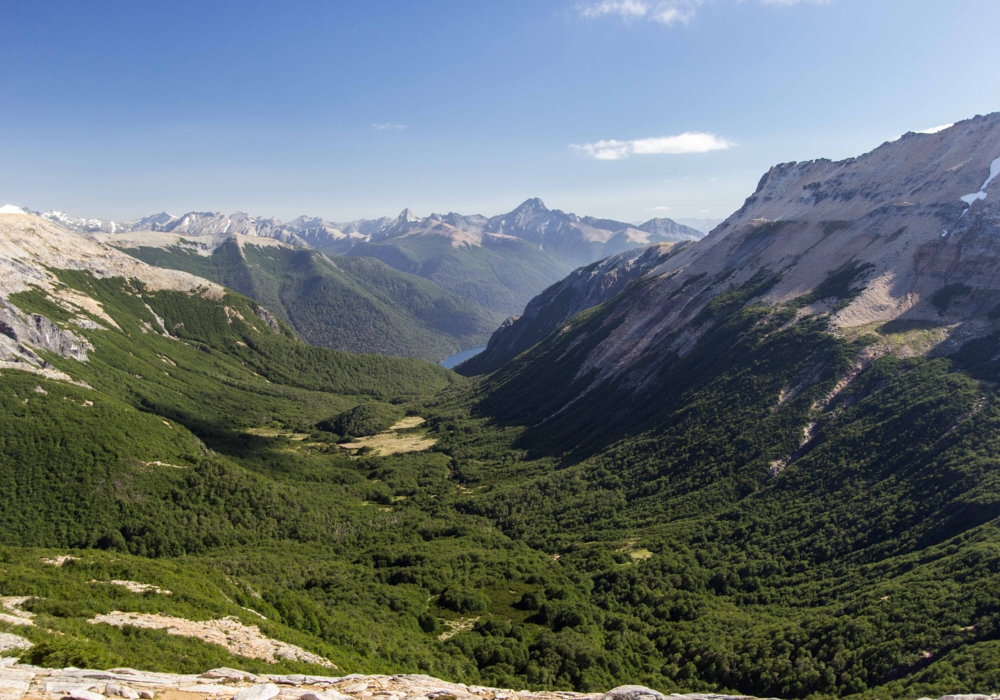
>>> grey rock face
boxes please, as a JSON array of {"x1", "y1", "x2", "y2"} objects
[
  {"x1": 458, "y1": 243, "x2": 679, "y2": 375},
  {"x1": 254, "y1": 306, "x2": 282, "y2": 333},
  {"x1": 0, "y1": 300, "x2": 93, "y2": 366}
]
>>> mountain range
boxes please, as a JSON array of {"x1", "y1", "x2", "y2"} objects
[
  {"x1": 94, "y1": 230, "x2": 502, "y2": 361},
  {"x1": 40, "y1": 201, "x2": 705, "y2": 318}
]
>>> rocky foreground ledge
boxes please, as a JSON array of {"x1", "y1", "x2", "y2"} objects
[{"x1": 0, "y1": 661, "x2": 994, "y2": 700}]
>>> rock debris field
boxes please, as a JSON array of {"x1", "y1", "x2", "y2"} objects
[{"x1": 0, "y1": 662, "x2": 995, "y2": 700}]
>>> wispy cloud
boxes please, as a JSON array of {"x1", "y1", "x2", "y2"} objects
[
  {"x1": 647, "y1": 205, "x2": 672, "y2": 210},
  {"x1": 572, "y1": 132, "x2": 734, "y2": 160},
  {"x1": 760, "y1": 0, "x2": 829, "y2": 5},
  {"x1": 579, "y1": 0, "x2": 650, "y2": 19},
  {"x1": 576, "y1": 0, "x2": 829, "y2": 26},
  {"x1": 372, "y1": 123, "x2": 407, "y2": 131},
  {"x1": 577, "y1": 0, "x2": 699, "y2": 25}
]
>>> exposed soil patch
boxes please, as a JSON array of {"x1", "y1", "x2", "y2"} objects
[
  {"x1": 339, "y1": 417, "x2": 436, "y2": 457},
  {"x1": 438, "y1": 617, "x2": 479, "y2": 641},
  {"x1": 90, "y1": 581, "x2": 172, "y2": 595},
  {"x1": 88, "y1": 613, "x2": 333, "y2": 668},
  {"x1": 39, "y1": 556, "x2": 78, "y2": 566},
  {"x1": 389, "y1": 417, "x2": 425, "y2": 430}
]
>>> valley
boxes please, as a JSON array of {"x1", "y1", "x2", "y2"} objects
[{"x1": 4, "y1": 112, "x2": 1000, "y2": 700}]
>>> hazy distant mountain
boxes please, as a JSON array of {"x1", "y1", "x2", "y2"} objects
[
  {"x1": 672, "y1": 217, "x2": 725, "y2": 234},
  {"x1": 99, "y1": 230, "x2": 502, "y2": 361},
  {"x1": 44, "y1": 201, "x2": 704, "y2": 317}
]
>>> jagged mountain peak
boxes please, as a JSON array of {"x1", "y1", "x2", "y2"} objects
[
  {"x1": 514, "y1": 197, "x2": 547, "y2": 212},
  {"x1": 395, "y1": 208, "x2": 420, "y2": 223}
]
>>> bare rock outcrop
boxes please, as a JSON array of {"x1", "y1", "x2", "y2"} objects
[
  {"x1": 0, "y1": 663, "x2": 993, "y2": 700},
  {"x1": 0, "y1": 299, "x2": 93, "y2": 366},
  {"x1": 0, "y1": 212, "x2": 222, "y2": 299},
  {"x1": 459, "y1": 243, "x2": 679, "y2": 375}
]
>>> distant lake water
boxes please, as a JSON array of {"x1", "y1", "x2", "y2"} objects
[{"x1": 440, "y1": 345, "x2": 486, "y2": 369}]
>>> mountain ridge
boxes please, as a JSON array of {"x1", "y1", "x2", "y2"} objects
[
  {"x1": 38, "y1": 202, "x2": 704, "y2": 316},
  {"x1": 471, "y1": 113, "x2": 1000, "y2": 397},
  {"x1": 99, "y1": 229, "x2": 502, "y2": 360}
]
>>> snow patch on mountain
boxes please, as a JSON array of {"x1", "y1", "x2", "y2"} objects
[{"x1": 960, "y1": 155, "x2": 1000, "y2": 205}]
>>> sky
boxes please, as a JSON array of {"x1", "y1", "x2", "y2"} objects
[{"x1": 1, "y1": 0, "x2": 999, "y2": 224}]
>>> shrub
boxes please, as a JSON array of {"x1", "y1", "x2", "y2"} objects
[
  {"x1": 321, "y1": 402, "x2": 404, "y2": 438},
  {"x1": 438, "y1": 586, "x2": 489, "y2": 614}
]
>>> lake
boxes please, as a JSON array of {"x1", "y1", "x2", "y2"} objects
[{"x1": 440, "y1": 345, "x2": 486, "y2": 369}]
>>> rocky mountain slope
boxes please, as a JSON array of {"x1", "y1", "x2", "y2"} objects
[
  {"x1": 458, "y1": 243, "x2": 682, "y2": 375},
  {"x1": 39, "y1": 203, "x2": 704, "y2": 317},
  {"x1": 0, "y1": 210, "x2": 223, "y2": 375},
  {"x1": 96, "y1": 230, "x2": 502, "y2": 361},
  {"x1": 672, "y1": 218, "x2": 725, "y2": 235},
  {"x1": 474, "y1": 113, "x2": 1000, "y2": 396}
]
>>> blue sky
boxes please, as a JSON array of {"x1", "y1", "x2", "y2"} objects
[{"x1": 1, "y1": 0, "x2": 998, "y2": 223}]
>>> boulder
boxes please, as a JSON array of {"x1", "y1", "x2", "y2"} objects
[
  {"x1": 64, "y1": 689, "x2": 106, "y2": 700},
  {"x1": 201, "y1": 669, "x2": 259, "y2": 683},
  {"x1": 300, "y1": 692, "x2": 352, "y2": 700},
  {"x1": 106, "y1": 683, "x2": 140, "y2": 699},
  {"x1": 599, "y1": 687, "x2": 665, "y2": 700},
  {"x1": 234, "y1": 684, "x2": 281, "y2": 700}
]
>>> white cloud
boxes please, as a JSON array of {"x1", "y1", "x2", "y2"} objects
[
  {"x1": 373, "y1": 123, "x2": 407, "y2": 131},
  {"x1": 761, "y1": 0, "x2": 830, "y2": 5},
  {"x1": 577, "y1": 0, "x2": 829, "y2": 26},
  {"x1": 915, "y1": 123, "x2": 954, "y2": 134},
  {"x1": 579, "y1": 0, "x2": 650, "y2": 19},
  {"x1": 572, "y1": 132, "x2": 734, "y2": 160},
  {"x1": 647, "y1": 205, "x2": 672, "y2": 210},
  {"x1": 576, "y1": 0, "x2": 699, "y2": 25}
]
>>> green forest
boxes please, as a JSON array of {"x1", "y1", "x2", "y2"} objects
[
  {"x1": 4, "y1": 266, "x2": 1000, "y2": 700},
  {"x1": 320, "y1": 233, "x2": 570, "y2": 317},
  {"x1": 120, "y1": 240, "x2": 501, "y2": 361}
]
